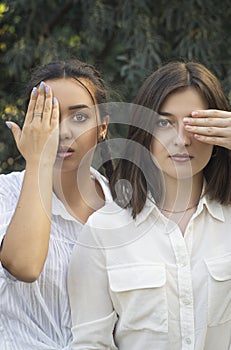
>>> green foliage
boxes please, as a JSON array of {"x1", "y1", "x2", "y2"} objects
[{"x1": 0, "y1": 0, "x2": 231, "y2": 173}]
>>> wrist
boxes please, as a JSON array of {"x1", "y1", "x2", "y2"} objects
[{"x1": 25, "y1": 161, "x2": 54, "y2": 174}]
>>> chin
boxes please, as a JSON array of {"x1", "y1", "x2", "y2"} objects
[
  {"x1": 164, "y1": 169, "x2": 197, "y2": 181},
  {"x1": 54, "y1": 160, "x2": 79, "y2": 173}
]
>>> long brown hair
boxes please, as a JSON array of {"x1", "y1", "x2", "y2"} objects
[{"x1": 110, "y1": 61, "x2": 231, "y2": 218}]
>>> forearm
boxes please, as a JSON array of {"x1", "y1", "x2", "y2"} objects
[{"x1": 0, "y1": 162, "x2": 53, "y2": 281}]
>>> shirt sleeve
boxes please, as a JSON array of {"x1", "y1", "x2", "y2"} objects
[
  {"x1": 0, "y1": 172, "x2": 23, "y2": 277},
  {"x1": 68, "y1": 219, "x2": 118, "y2": 350}
]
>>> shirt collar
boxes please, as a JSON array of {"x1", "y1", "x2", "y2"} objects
[
  {"x1": 134, "y1": 187, "x2": 225, "y2": 227},
  {"x1": 197, "y1": 195, "x2": 224, "y2": 222},
  {"x1": 134, "y1": 195, "x2": 156, "y2": 226},
  {"x1": 90, "y1": 167, "x2": 112, "y2": 204},
  {"x1": 196, "y1": 179, "x2": 224, "y2": 222}
]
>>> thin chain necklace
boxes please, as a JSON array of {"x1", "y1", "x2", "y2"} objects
[{"x1": 157, "y1": 203, "x2": 198, "y2": 214}]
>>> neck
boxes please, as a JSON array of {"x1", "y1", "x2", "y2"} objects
[
  {"x1": 53, "y1": 167, "x2": 84, "y2": 199},
  {"x1": 158, "y1": 173, "x2": 203, "y2": 213},
  {"x1": 52, "y1": 166, "x2": 105, "y2": 221}
]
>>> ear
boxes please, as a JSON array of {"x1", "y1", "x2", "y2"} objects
[{"x1": 99, "y1": 115, "x2": 109, "y2": 140}]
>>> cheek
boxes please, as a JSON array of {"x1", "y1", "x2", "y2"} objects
[
  {"x1": 195, "y1": 141, "x2": 213, "y2": 159},
  {"x1": 75, "y1": 127, "x2": 98, "y2": 148},
  {"x1": 150, "y1": 139, "x2": 166, "y2": 171},
  {"x1": 201, "y1": 146, "x2": 213, "y2": 166},
  {"x1": 151, "y1": 135, "x2": 170, "y2": 158},
  {"x1": 71, "y1": 120, "x2": 97, "y2": 137}
]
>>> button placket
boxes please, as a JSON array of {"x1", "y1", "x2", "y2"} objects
[
  {"x1": 183, "y1": 297, "x2": 191, "y2": 306},
  {"x1": 170, "y1": 229, "x2": 195, "y2": 350}
]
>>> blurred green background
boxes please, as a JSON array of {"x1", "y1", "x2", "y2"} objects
[{"x1": 0, "y1": 0, "x2": 231, "y2": 173}]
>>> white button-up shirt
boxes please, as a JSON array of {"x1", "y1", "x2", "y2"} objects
[
  {"x1": 0, "y1": 169, "x2": 111, "y2": 350},
  {"x1": 68, "y1": 193, "x2": 231, "y2": 350}
]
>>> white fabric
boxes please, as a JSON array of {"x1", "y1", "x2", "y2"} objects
[
  {"x1": 68, "y1": 194, "x2": 231, "y2": 350},
  {"x1": 0, "y1": 168, "x2": 111, "y2": 350}
]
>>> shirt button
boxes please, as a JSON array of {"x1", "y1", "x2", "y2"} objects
[
  {"x1": 183, "y1": 298, "x2": 191, "y2": 305},
  {"x1": 185, "y1": 337, "x2": 192, "y2": 344},
  {"x1": 179, "y1": 260, "x2": 187, "y2": 267}
]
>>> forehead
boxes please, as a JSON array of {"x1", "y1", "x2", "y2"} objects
[
  {"x1": 45, "y1": 78, "x2": 95, "y2": 107},
  {"x1": 160, "y1": 88, "x2": 208, "y2": 116}
]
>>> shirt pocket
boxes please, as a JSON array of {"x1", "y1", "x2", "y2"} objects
[
  {"x1": 205, "y1": 253, "x2": 231, "y2": 326},
  {"x1": 107, "y1": 263, "x2": 168, "y2": 333}
]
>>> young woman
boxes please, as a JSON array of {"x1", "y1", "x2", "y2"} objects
[
  {"x1": 68, "y1": 61, "x2": 231, "y2": 350},
  {"x1": 0, "y1": 59, "x2": 113, "y2": 349}
]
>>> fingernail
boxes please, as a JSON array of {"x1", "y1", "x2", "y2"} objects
[
  {"x1": 39, "y1": 81, "x2": 45, "y2": 90},
  {"x1": 191, "y1": 111, "x2": 199, "y2": 117},
  {"x1": 32, "y1": 87, "x2": 37, "y2": 95},
  {"x1": 52, "y1": 97, "x2": 58, "y2": 105},
  {"x1": 185, "y1": 125, "x2": 193, "y2": 130},
  {"x1": 5, "y1": 121, "x2": 12, "y2": 129},
  {"x1": 45, "y1": 85, "x2": 50, "y2": 94},
  {"x1": 183, "y1": 117, "x2": 191, "y2": 123}
]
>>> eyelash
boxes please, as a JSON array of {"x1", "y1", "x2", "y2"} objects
[{"x1": 71, "y1": 112, "x2": 89, "y2": 122}]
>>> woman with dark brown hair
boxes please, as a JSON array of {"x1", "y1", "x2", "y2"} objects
[
  {"x1": 68, "y1": 61, "x2": 231, "y2": 350},
  {"x1": 0, "y1": 59, "x2": 113, "y2": 349}
]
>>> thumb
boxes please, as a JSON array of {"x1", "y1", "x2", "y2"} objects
[{"x1": 6, "y1": 121, "x2": 22, "y2": 146}]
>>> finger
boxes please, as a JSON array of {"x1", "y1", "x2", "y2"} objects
[
  {"x1": 184, "y1": 117, "x2": 230, "y2": 128},
  {"x1": 33, "y1": 81, "x2": 46, "y2": 122},
  {"x1": 41, "y1": 85, "x2": 53, "y2": 127},
  {"x1": 5, "y1": 121, "x2": 22, "y2": 147},
  {"x1": 194, "y1": 134, "x2": 231, "y2": 149},
  {"x1": 24, "y1": 87, "x2": 38, "y2": 125},
  {"x1": 50, "y1": 97, "x2": 59, "y2": 128},
  {"x1": 191, "y1": 109, "x2": 231, "y2": 119},
  {"x1": 184, "y1": 125, "x2": 231, "y2": 137}
]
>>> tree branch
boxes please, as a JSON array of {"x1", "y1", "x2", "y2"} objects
[{"x1": 42, "y1": 0, "x2": 75, "y2": 38}]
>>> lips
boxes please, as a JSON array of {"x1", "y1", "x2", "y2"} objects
[
  {"x1": 169, "y1": 153, "x2": 193, "y2": 162},
  {"x1": 57, "y1": 145, "x2": 74, "y2": 159}
]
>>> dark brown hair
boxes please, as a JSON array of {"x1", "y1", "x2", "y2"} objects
[
  {"x1": 25, "y1": 59, "x2": 113, "y2": 178},
  {"x1": 110, "y1": 61, "x2": 231, "y2": 218}
]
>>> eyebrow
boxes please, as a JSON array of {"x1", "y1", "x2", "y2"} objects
[
  {"x1": 158, "y1": 112, "x2": 173, "y2": 117},
  {"x1": 158, "y1": 111, "x2": 192, "y2": 118},
  {"x1": 68, "y1": 104, "x2": 90, "y2": 111}
]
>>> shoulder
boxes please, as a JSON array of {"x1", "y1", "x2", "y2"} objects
[
  {"x1": 0, "y1": 171, "x2": 25, "y2": 237},
  {"x1": 0, "y1": 170, "x2": 25, "y2": 196},
  {"x1": 90, "y1": 167, "x2": 112, "y2": 202},
  {"x1": 88, "y1": 201, "x2": 132, "y2": 229},
  {"x1": 79, "y1": 201, "x2": 139, "y2": 248}
]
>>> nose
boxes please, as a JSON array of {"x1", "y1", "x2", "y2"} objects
[
  {"x1": 174, "y1": 123, "x2": 192, "y2": 147},
  {"x1": 59, "y1": 119, "x2": 72, "y2": 140}
]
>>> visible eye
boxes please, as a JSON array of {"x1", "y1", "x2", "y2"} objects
[
  {"x1": 71, "y1": 112, "x2": 89, "y2": 122},
  {"x1": 156, "y1": 118, "x2": 172, "y2": 128}
]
